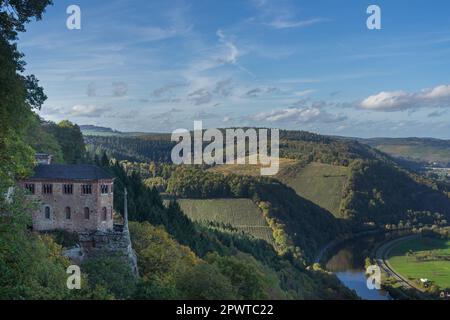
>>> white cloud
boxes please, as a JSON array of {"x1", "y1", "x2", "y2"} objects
[
  {"x1": 361, "y1": 84, "x2": 450, "y2": 111},
  {"x1": 70, "y1": 105, "x2": 112, "y2": 118},
  {"x1": 253, "y1": 106, "x2": 346, "y2": 124},
  {"x1": 250, "y1": 0, "x2": 329, "y2": 30},
  {"x1": 420, "y1": 84, "x2": 450, "y2": 99},
  {"x1": 361, "y1": 90, "x2": 411, "y2": 111},
  {"x1": 293, "y1": 89, "x2": 316, "y2": 97},
  {"x1": 267, "y1": 17, "x2": 328, "y2": 29},
  {"x1": 217, "y1": 29, "x2": 239, "y2": 64},
  {"x1": 128, "y1": 26, "x2": 180, "y2": 42}
]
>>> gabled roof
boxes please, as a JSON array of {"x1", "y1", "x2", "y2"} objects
[{"x1": 27, "y1": 164, "x2": 114, "y2": 181}]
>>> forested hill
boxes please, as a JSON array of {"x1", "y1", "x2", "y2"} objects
[{"x1": 86, "y1": 129, "x2": 450, "y2": 229}]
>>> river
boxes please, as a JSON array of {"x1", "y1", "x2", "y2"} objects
[{"x1": 325, "y1": 233, "x2": 393, "y2": 300}]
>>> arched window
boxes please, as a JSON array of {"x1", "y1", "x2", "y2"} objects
[
  {"x1": 110, "y1": 207, "x2": 113, "y2": 220},
  {"x1": 44, "y1": 206, "x2": 51, "y2": 219},
  {"x1": 84, "y1": 207, "x2": 90, "y2": 220},
  {"x1": 65, "y1": 207, "x2": 71, "y2": 220},
  {"x1": 102, "y1": 207, "x2": 107, "y2": 221}
]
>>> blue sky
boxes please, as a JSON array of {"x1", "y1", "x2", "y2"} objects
[{"x1": 17, "y1": 0, "x2": 450, "y2": 138}]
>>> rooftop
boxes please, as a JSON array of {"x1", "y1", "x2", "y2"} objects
[{"x1": 27, "y1": 164, "x2": 114, "y2": 181}]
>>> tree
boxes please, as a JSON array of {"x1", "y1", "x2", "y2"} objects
[
  {"x1": 175, "y1": 263, "x2": 238, "y2": 300},
  {"x1": 149, "y1": 161, "x2": 156, "y2": 178},
  {"x1": 23, "y1": 115, "x2": 64, "y2": 163},
  {"x1": 82, "y1": 252, "x2": 136, "y2": 299},
  {"x1": 46, "y1": 120, "x2": 86, "y2": 163},
  {"x1": 0, "y1": 190, "x2": 109, "y2": 300},
  {"x1": 0, "y1": 0, "x2": 53, "y2": 192},
  {"x1": 129, "y1": 222, "x2": 199, "y2": 278},
  {"x1": 205, "y1": 253, "x2": 269, "y2": 299},
  {"x1": 0, "y1": 1, "x2": 53, "y2": 41}
]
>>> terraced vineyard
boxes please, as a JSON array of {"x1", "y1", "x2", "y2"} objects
[
  {"x1": 176, "y1": 198, "x2": 274, "y2": 245},
  {"x1": 277, "y1": 162, "x2": 349, "y2": 217}
]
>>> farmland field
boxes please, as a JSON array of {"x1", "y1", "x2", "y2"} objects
[
  {"x1": 387, "y1": 237, "x2": 450, "y2": 289},
  {"x1": 374, "y1": 144, "x2": 450, "y2": 163},
  {"x1": 176, "y1": 198, "x2": 274, "y2": 244},
  {"x1": 277, "y1": 162, "x2": 349, "y2": 217},
  {"x1": 357, "y1": 137, "x2": 450, "y2": 164}
]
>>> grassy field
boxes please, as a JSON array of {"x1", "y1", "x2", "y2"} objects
[
  {"x1": 388, "y1": 237, "x2": 450, "y2": 289},
  {"x1": 176, "y1": 198, "x2": 274, "y2": 244},
  {"x1": 357, "y1": 137, "x2": 450, "y2": 164},
  {"x1": 375, "y1": 144, "x2": 450, "y2": 163},
  {"x1": 208, "y1": 157, "x2": 299, "y2": 177},
  {"x1": 277, "y1": 162, "x2": 349, "y2": 217}
]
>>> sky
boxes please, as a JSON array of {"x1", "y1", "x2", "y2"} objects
[{"x1": 16, "y1": 0, "x2": 450, "y2": 138}]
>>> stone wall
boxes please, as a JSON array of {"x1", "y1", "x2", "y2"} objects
[{"x1": 77, "y1": 225, "x2": 139, "y2": 277}]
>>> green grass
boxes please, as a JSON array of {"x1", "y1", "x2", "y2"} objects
[
  {"x1": 176, "y1": 198, "x2": 274, "y2": 244},
  {"x1": 277, "y1": 162, "x2": 349, "y2": 217},
  {"x1": 388, "y1": 237, "x2": 450, "y2": 290}
]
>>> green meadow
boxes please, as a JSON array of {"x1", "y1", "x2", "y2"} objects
[{"x1": 388, "y1": 237, "x2": 450, "y2": 289}]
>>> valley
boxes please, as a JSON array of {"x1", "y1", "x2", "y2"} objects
[
  {"x1": 1, "y1": 0, "x2": 449, "y2": 304},
  {"x1": 81, "y1": 127, "x2": 450, "y2": 299}
]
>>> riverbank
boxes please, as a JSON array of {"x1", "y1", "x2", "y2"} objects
[
  {"x1": 372, "y1": 234, "x2": 431, "y2": 299},
  {"x1": 323, "y1": 232, "x2": 394, "y2": 300},
  {"x1": 317, "y1": 228, "x2": 448, "y2": 300},
  {"x1": 319, "y1": 230, "x2": 426, "y2": 300},
  {"x1": 314, "y1": 228, "x2": 385, "y2": 265},
  {"x1": 375, "y1": 235, "x2": 422, "y2": 290}
]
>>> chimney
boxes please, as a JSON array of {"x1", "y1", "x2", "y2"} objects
[{"x1": 35, "y1": 153, "x2": 52, "y2": 165}]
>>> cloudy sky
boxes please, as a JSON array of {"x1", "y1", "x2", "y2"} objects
[{"x1": 18, "y1": 0, "x2": 450, "y2": 138}]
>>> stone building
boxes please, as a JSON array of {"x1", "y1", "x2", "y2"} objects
[
  {"x1": 20, "y1": 156, "x2": 114, "y2": 233},
  {"x1": 20, "y1": 154, "x2": 138, "y2": 276}
]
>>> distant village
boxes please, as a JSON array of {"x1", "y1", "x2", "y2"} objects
[{"x1": 424, "y1": 163, "x2": 450, "y2": 182}]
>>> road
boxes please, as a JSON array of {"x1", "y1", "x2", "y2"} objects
[{"x1": 374, "y1": 234, "x2": 426, "y2": 294}]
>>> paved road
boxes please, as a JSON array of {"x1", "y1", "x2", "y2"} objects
[{"x1": 375, "y1": 234, "x2": 426, "y2": 294}]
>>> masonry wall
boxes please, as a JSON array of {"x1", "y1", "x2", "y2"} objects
[{"x1": 21, "y1": 179, "x2": 114, "y2": 232}]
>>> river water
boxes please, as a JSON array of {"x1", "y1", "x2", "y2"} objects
[{"x1": 325, "y1": 233, "x2": 393, "y2": 300}]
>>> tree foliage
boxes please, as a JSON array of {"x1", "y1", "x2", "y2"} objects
[{"x1": 0, "y1": 0, "x2": 52, "y2": 192}]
